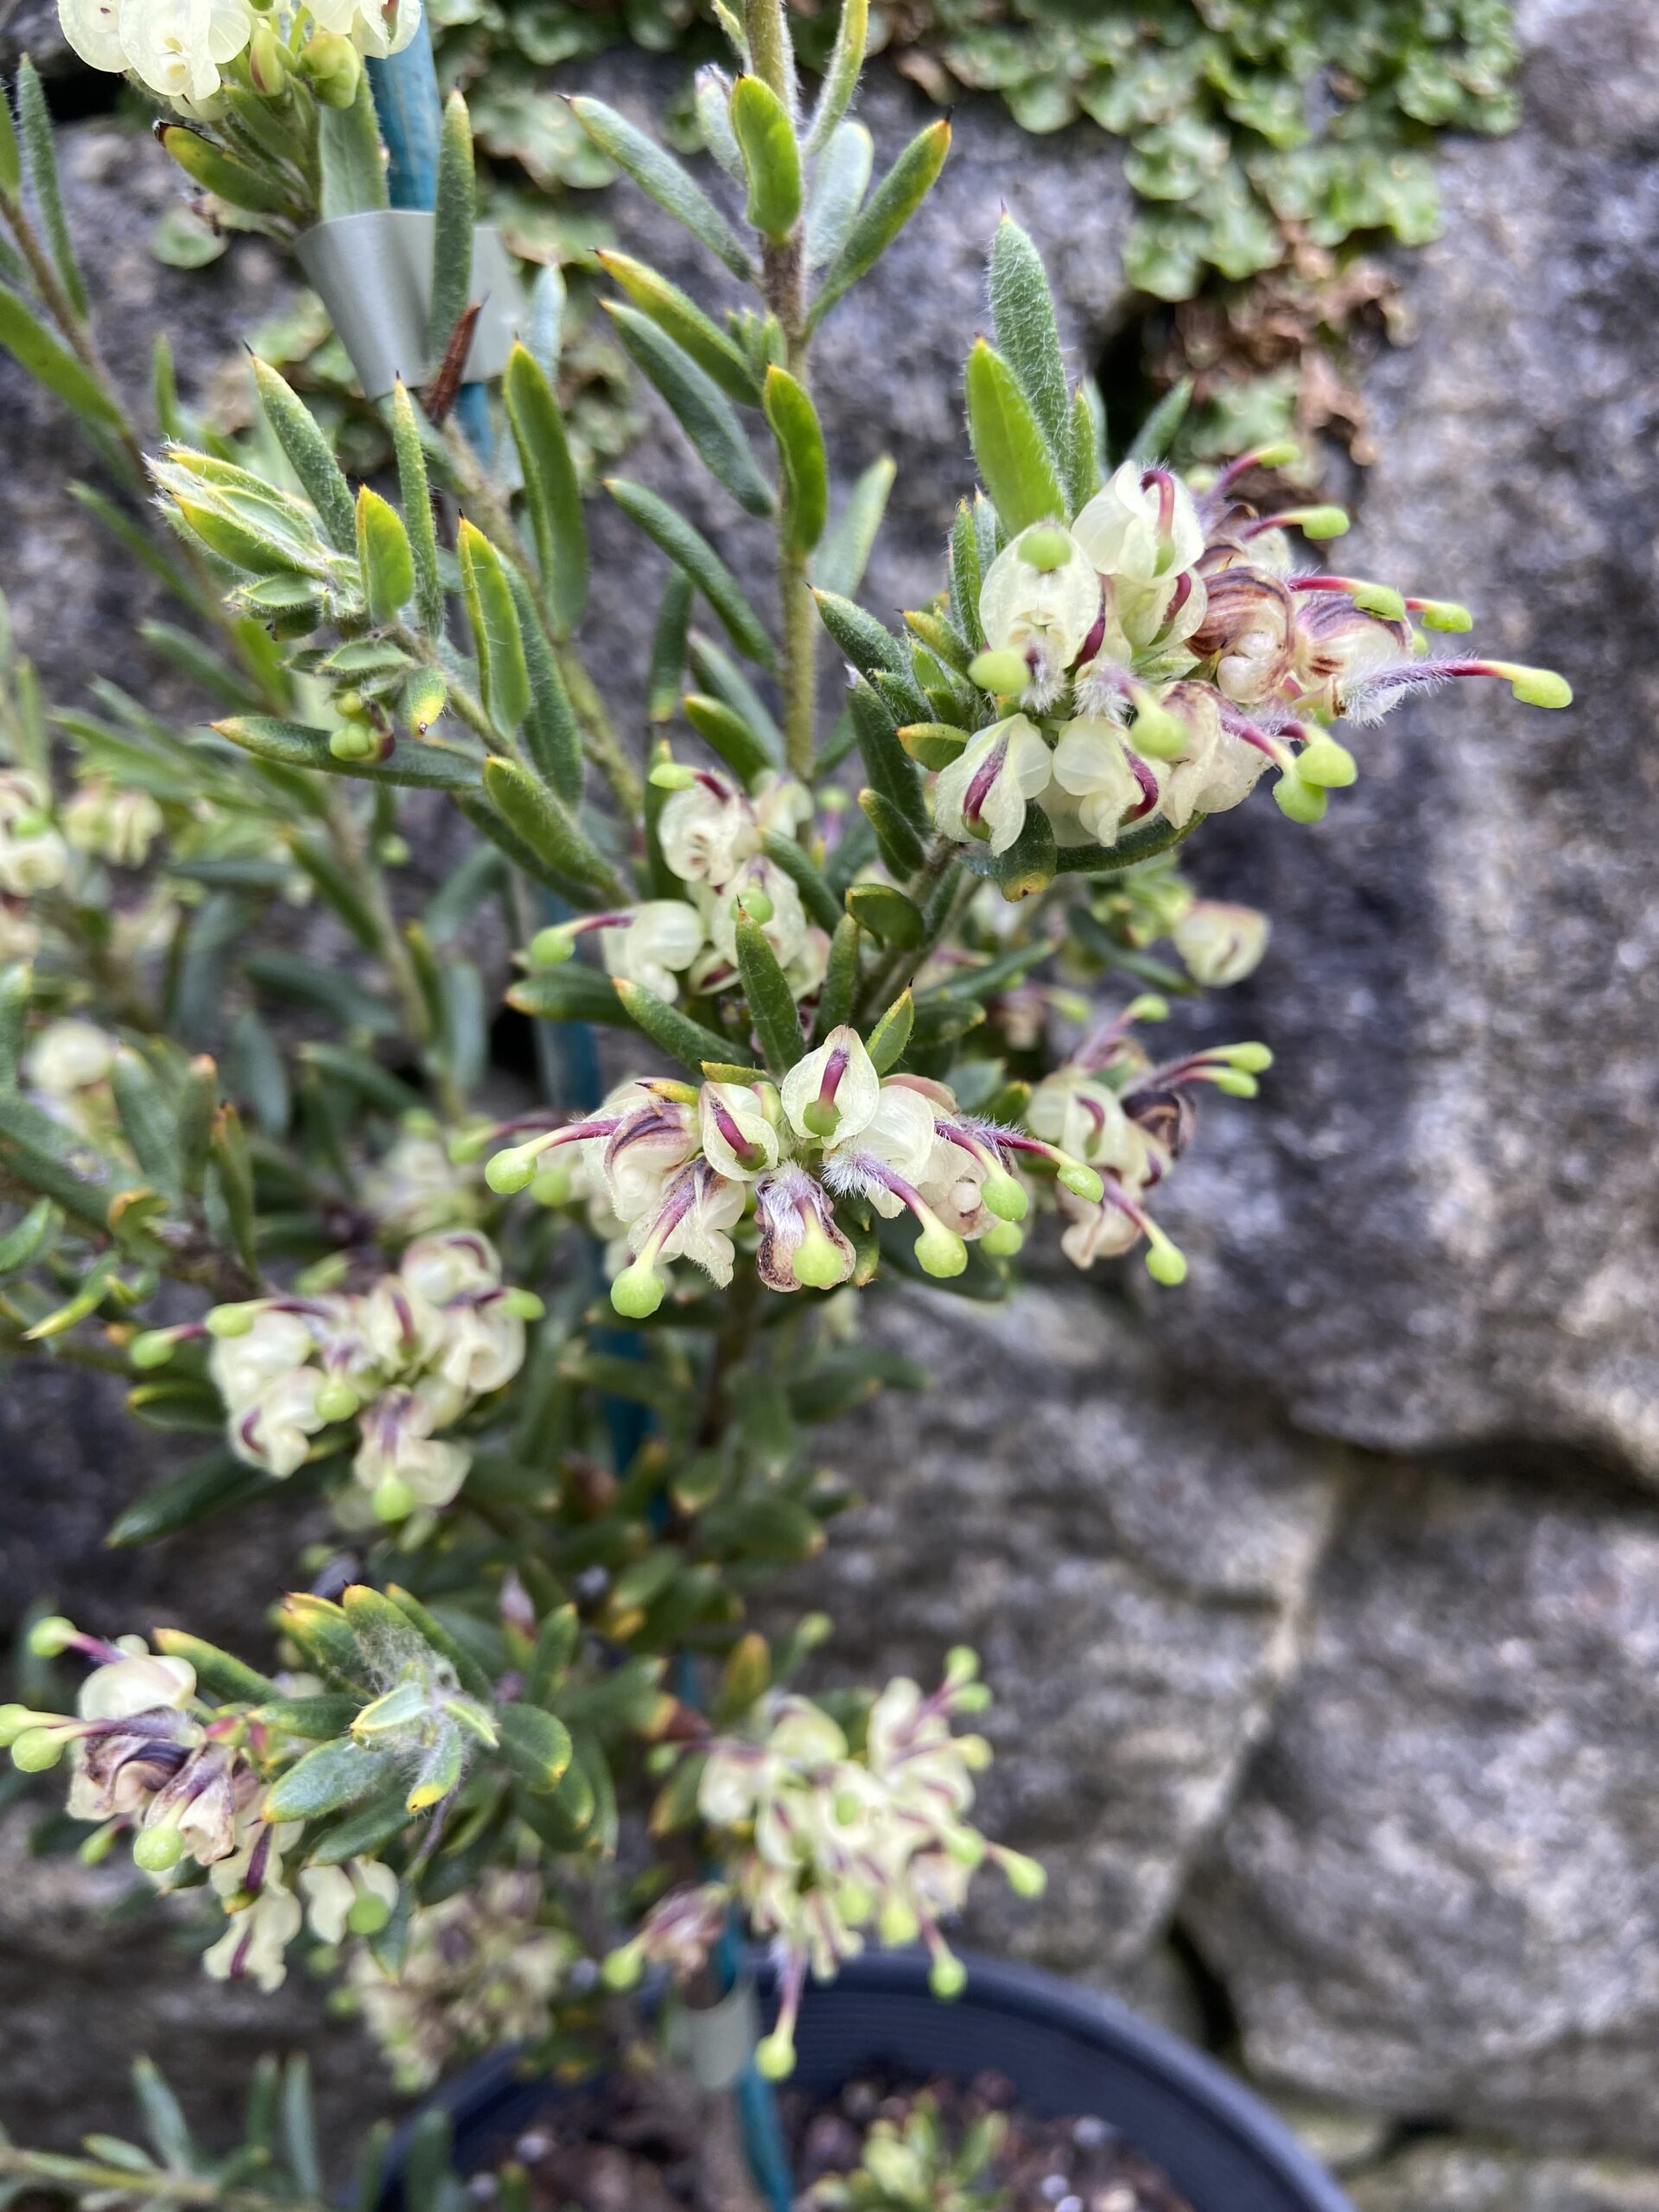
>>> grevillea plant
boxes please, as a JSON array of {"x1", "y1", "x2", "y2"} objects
[{"x1": 0, "y1": 0, "x2": 1567, "y2": 2196}]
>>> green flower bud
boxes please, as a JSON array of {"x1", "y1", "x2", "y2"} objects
[
  {"x1": 12, "y1": 1727, "x2": 66, "y2": 1772},
  {"x1": 648, "y1": 760, "x2": 696, "y2": 790},
  {"x1": 314, "y1": 1377, "x2": 359, "y2": 1423},
  {"x1": 1216, "y1": 1042, "x2": 1273, "y2": 1072},
  {"x1": 880, "y1": 1897, "x2": 919, "y2": 1946},
  {"x1": 1055, "y1": 1160, "x2": 1103, "y2": 1204},
  {"x1": 929, "y1": 1952, "x2": 967, "y2": 1999},
  {"x1": 1295, "y1": 736, "x2": 1357, "y2": 789},
  {"x1": 27, "y1": 1615, "x2": 77, "y2": 1658},
  {"x1": 133, "y1": 1825, "x2": 184, "y2": 1874},
  {"x1": 1272, "y1": 774, "x2": 1328, "y2": 825},
  {"x1": 601, "y1": 1941, "x2": 644, "y2": 1990},
  {"x1": 347, "y1": 1890, "x2": 393, "y2": 1936},
  {"x1": 734, "y1": 887, "x2": 773, "y2": 925},
  {"x1": 1127, "y1": 692, "x2": 1189, "y2": 761},
  {"x1": 980, "y1": 1167, "x2": 1027, "y2": 1223},
  {"x1": 300, "y1": 29, "x2": 361, "y2": 107},
  {"x1": 372, "y1": 1474, "x2": 415, "y2": 1523},
  {"x1": 981, "y1": 1219, "x2": 1024, "y2": 1257},
  {"x1": 247, "y1": 19, "x2": 286, "y2": 94},
  {"x1": 997, "y1": 1847, "x2": 1047, "y2": 1898},
  {"x1": 529, "y1": 1159, "x2": 576, "y2": 1208},
  {"x1": 944, "y1": 1645, "x2": 979, "y2": 1685},
  {"x1": 1018, "y1": 525, "x2": 1072, "y2": 571},
  {"x1": 793, "y1": 1224, "x2": 845, "y2": 1289},
  {"x1": 914, "y1": 1222, "x2": 968, "y2": 1279},
  {"x1": 329, "y1": 724, "x2": 378, "y2": 762},
  {"x1": 502, "y1": 1288, "x2": 546, "y2": 1320},
  {"x1": 755, "y1": 2031, "x2": 796, "y2": 2081},
  {"x1": 206, "y1": 1303, "x2": 258, "y2": 1338},
  {"x1": 1416, "y1": 599, "x2": 1472, "y2": 632},
  {"x1": 952, "y1": 1681, "x2": 992, "y2": 1712},
  {"x1": 1144, "y1": 1237, "x2": 1187, "y2": 1287},
  {"x1": 486, "y1": 1144, "x2": 539, "y2": 1196},
  {"x1": 801, "y1": 1098, "x2": 839, "y2": 1141},
  {"x1": 377, "y1": 836, "x2": 410, "y2": 867},
  {"x1": 1350, "y1": 582, "x2": 1407, "y2": 620},
  {"x1": 1210, "y1": 1070, "x2": 1258, "y2": 1097},
  {"x1": 529, "y1": 926, "x2": 576, "y2": 968},
  {"x1": 1489, "y1": 662, "x2": 1572, "y2": 709},
  {"x1": 611, "y1": 1261, "x2": 666, "y2": 1319},
  {"x1": 129, "y1": 1330, "x2": 179, "y2": 1370},
  {"x1": 79, "y1": 1820, "x2": 121, "y2": 1867},
  {"x1": 1125, "y1": 993, "x2": 1170, "y2": 1024},
  {"x1": 968, "y1": 648, "x2": 1031, "y2": 696},
  {"x1": 0, "y1": 1704, "x2": 43, "y2": 1746},
  {"x1": 1252, "y1": 442, "x2": 1301, "y2": 470},
  {"x1": 1293, "y1": 505, "x2": 1350, "y2": 539}
]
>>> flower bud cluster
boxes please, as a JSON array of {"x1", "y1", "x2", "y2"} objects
[
  {"x1": 62, "y1": 778, "x2": 165, "y2": 869},
  {"x1": 346, "y1": 1867, "x2": 575, "y2": 2091},
  {"x1": 620, "y1": 1658, "x2": 1040, "y2": 2078},
  {"x1": 933, "y1": 454, "x2": 1570, "y2": 861},
  {"x1": 56, "y1": 0, "x2": 419, "y2": 107},
  {"x1": 0, "y1": 772, "x2": 69, "y2": 958},
  {"x1": 149, "y1": 1231, "x2": 537, "y2": 1521}
]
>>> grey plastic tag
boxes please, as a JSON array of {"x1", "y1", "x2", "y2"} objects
[
  {"x1": 294, "y1": 212, "x2": 523, "y2": 400},
  {"x1": 685, "y1": 1974, "x2": 760, "y2": 2092}
]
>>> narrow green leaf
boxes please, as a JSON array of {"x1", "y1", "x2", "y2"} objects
[
  {"x1": 105, "y1": 1449, "x2": 264, "y2": 1547},
  {"x1": 730, "y1": 73, "x2": 801, "y2": 243},
  {"x1": 504, "y1": 342, "x2": 588, "y2": 638},
  {"x1": 812, "y1": 454, "x2": 893, "y2": 600},
  {"x1": 845, "y1": 880, "x2": 924, "y2": 946},
  {"x1": 482, "y1": 754, "x2": 627, "y2": 906},
  {"x1": 109, "y1": 1048, "x2": 183, "y2": 1196},
  {"x1": 597, "y1": 251, "x2": 759, "y2": 402},
  {"x1": 569, "y1": 97, "x2": 752, "y2": 279},
  {"x1": 390, "y1": 379, "x2": 443, "y2": 640},
  {"x1": 251, "y1": 1694, "x2": 359, "y2": 1738},
  {"x1": 760, "y1": 830, "x2": 842, "y2": 931},
  {"x1": 506, "y1": 565, "x2": 582, "y2": 805},
  {"x1": 804, "y1": 118, "x2": 872, "y2": 273},
  {"x1": 613, "y1": 978, "x2": 735, "y2": 1075},
  {"x1": 848, "y1": 674, "x2": 928, "y2": 831},
  {"x1": 949, "y1": 497, "x2": 986, "y2": 645},
  {"x1": 131, "y1": 2060, "x2": 195, "y2": 2172},
  {"x1": 316, "y1": 73, "x2": 389, "y2": 218},
  {"x1": 251, "y1": 357, "x2": 355, "y2": 555},
  {"x1": 965, "y1": 338, "x2": 1066, "y2": 535},
  {"x1": 355, "y1": 486, "x2": 415, "y2": 623},
  {"x1": 808, "y1": 118, "x2": 950, "y2": 331},
  {"x1": 151, "y1": 1630, "x2": 277, "y2": 1703},
  {"x1": 0, "y1": 73, "x2": 19, "y2": 196},
  {"x1": 1129, "y1": 376, "x2": 1192, "y2": 464},
  {"x1": 0, "y1": 282, "x2": 121, "y2": 430},
  {"x1": 0, "y1": 1196, "x2": 60, "y2": 1274},
  {"x1": 989, "y1": 213, "x2": 1069, "y2": 466},
  {"x1": 525, "y1": 259, "x2": 564, "y2": 379},
  {"x1": 507, "y1": 960, "x2": 634, "y2": 1025},
  {"x1": 264, "y1": 1738, "x2": 399, "y2": 1822},
  {"x1": 458, "y1": 518, "x2": 531, "y2": 737},
  {"x1": 867, "y1": 988, "x2": 913, "y2": 1073},
  {"x1": 606, "y1": 478, "x2": 775, "y2": 669},
  {"x1": 813, "y1": 912, "x2": 861, "y2": 1039},
  {"x1": 804, "y1": 0, "x2": 869, "y2": 152},
  {"x1": 683, "y1": 691, "x2": 771, "y2": 786},
  {"x1": 687, "y1": 631, "x2": 783, "y2": 759},
  {"x1": 606, "y1": 302, "x2": 773, "y2": 517},
  {"x1": 17, "y1": 61, "x2": 86, "y2": 316},
  {"x1": 493, "y1": 1701, "x2": 574, "y2": 1792},
  {"x1": 160, "y1": 124, "x2": 291, "y2": 214},
  {"x1": 695, "y1": 61, "x2": 745, "y2": 177},
  {"x1": 282, "y1": 2058, "x2": 323, "y2": 2202},
  {"x1": 734, "y1": 909, "x2": 804, "y2": 1071},
  {"x1": 648, "y1": 569, "x2": 694, "y2": 723},
  {"x1": 457, "y1": 794, "x2": 604, "y2": 910},
  {"x1": 810, "y1": 587, "x2": 906, "y2": 679},
  {"x1": 1065, "y1": 380, "x2": 1104, "y2": 514},
  {"x1": 858, "y1": 784, "x2": 925, "y2": 877},
  {"x1": 762, "y1": 364, "x2": 828, "y2": 555},
  {"x1": 215, "y1": 715, "x2": 485, "y2": 791},
  {"x1": 427, "y1": 90, "x2": 475, "y2": 360},
  {"x1": 896, "y1": 719, "x2": 968, "y2": 771},
  {"x1": 308, "y1": 1783, "x2": 413, "y2": 1865}
]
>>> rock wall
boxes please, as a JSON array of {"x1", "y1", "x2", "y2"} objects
[{"x1": 3, "y1": 3, "x2": 1658, "y2": 2201}]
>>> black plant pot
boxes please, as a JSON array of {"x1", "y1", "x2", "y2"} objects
[{"x1": 383, "y1": 1948, "x2": 1352, "y2": 2212}]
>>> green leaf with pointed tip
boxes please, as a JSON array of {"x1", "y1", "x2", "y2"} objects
[
  {"x1": 506, "y1": 565, "x2": 582, "y2": 805},
  {"x1": 761, "y1": 830, "x2": 842, "y2": 932},
  {"x1": 606, "y1": 302, "x2": 773, "y2": 517},
  {"x1": 569, "y1": 96, "x2": 752, "y2": 279},
  {"x1": 355, "y1": 486, "x2": 414, "y2": 623},
  {"x1": 613, "y1": 978, "x2": 735, "y2": 1074},
  {"x1": 1065, "y1": 380, "x2": 1105, "y2": 514},
  {"x1": 458, "y1": 520, "x2": 531, "y2": 738},
  {"x1": 493, "y1": 1701, "x2": 574, "y2": 1792},
  {"x1": 597, "y1": 251, "x2": 759, "y2": 402},
  {"x1": 849, "y1": 676, "x2": 928, "y2": 834},
  {"x1": 508, "y1": 959, "x2": 633, "y2": 1025},
  {"x1": 1128, "y1": 376, "x2": 1192, "y2": 464},
  {"x1": 845, "y1": 881, "x2": 924, "y2": 947},
  {"x1": 949, "y1": 499, "x2": 986, "y2": 646},
  {"x1": 109, "y1": 1047, "x2": 182, "y2": 1197},
  {"x1": 264, "y1": 1738, "x2": 401, "y2": 1822},
  {"x1": 867, "y1": 988, "x2": 913, "y2": 1073},
  {"x1": 215, "y1": 716, "x2": 484, "y2": 791},
  {"x1": 763, "y1": 365, "x2": 828, "y2": 555},
  {"x1": 504, "y1": 342, "x2": 588, "y2": 638},
  {"x1": 811, "y1": 588, "x2": 907, "y2": 679},
  {"x1": 734, "y1": 908, "x2": 804, "y2": 1071},
  {"x1": 804, "y1": 0, "x2": 869, "y2": 152},
  {"x1": 730, "y1": 73, "x2": 801, "y2": 243},
  {"x1": 160, "y1": 124, "x2": 291, "y2": 214},
  {"x1": 965, "y1": 338, "x2": 1065, "y2": 535},
  {"x1": 813, "y1": 912, "x2": 861, "y2": 1039},
  {"x1": 683, "y1": 691, "x2": 772, "y2": 786},
  {"x1": 151, "y1": 1630, "x2": 277, "y2": 1704},
  {"x1": 390, "y1": 380, "x2": 444, "y2": 640},
  {"x1": 16, "y1": 62, "x2": 85, "y2": 315},
  {"x1": 689, "y1": 631, "x2": 783, "y2": 759},
  {"x1": 607, "y1": 478, "x2": 774, "y2": 669},
  {"x1": 808, "y1": 118, "x2": 950, "y2": 330},
  {"x1": 858, "y1": 785, "x2": 926, "y2": 878},
  {"x1": 648, "y1": 570, "x2": 694, "y2": 725},
  {"x1": 428, "y1": 90, "x2": 476, "y2": 359},
  {"x1": 804, "y1": 118, "x2": 873, "y2": 273},
  {"x1": 813, "y1": 454, "x2": 893, "y2": 598},
  {"x1": 0, "y1": 282, "x2": 122, "y2": 432},
  {"x1": 309, "y1": 1782, "x2": 416, "y2": 1866},
  {"x1": 990, "y1": 213, "x2": 1069, "y2": 467},
  {"x1": 105, "y1": 1450, "x2": 264, "y2": 1548},
  {"x1": 252, "y1": 358, "x2": 355, "y2": 555},
  {"x1": 482, "y1": 755, "x2": 627, "y2": 907}
]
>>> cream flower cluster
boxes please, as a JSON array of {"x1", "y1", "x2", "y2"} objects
[
  {"x1": 148, "y1": 1231, "x2": 535, "y2": 1521},
  {"x1": 0, "y1": 770, "x2": 68, "y2": 958},
  {"x1": 622, "y1": 1662, "x2": 1041, "y2": 2078},
  {"x1": 529, "y1": 768, "x2": 822, "y2": 1007},
  {"x1": 933, "y1": 454, "x2": 1569, "y2": 861},
  {"x1": 56, "y1": 0, "x2": 418, "y2": 104}
]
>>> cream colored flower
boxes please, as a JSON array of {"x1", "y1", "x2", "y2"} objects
[
  {"x1": 933, "y1": 715, "x2": 1052, "y2": 855},
  {"x1": 599, "y1": 900, "x2": 705, "y2": 1003}
]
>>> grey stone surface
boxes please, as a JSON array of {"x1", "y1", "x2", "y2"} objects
[
  {"x1": 1185, "y1": 1461, "x2": 1659, "y2": 2151},
  {"x1": 1144, "y1": 1, "x2": 1659, "y2": 1478},
  {"x1": 1352, "y1": 2141, "x2": 1659, "y2": 2212},
  {"x1": 776, "y1": 1282, "x2": 1344, "y2": 1977}
]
